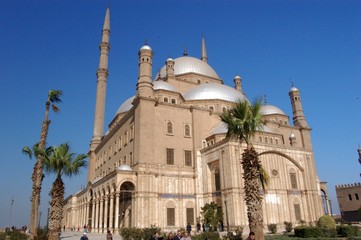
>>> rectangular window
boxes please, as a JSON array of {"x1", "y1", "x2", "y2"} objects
[
  {"x1": 294, "y1": 204, "x2": 301, "y2": 221},
  {"x1": 129, "y1": 152, "x2": 133, "y2": 166},
  {"x1": 290, "y1": 173, "x2": 298, "y2": 189},
  {"x1": 184, "y1": 150, "x2": 192, "y2": 166},
  {"x1": 119, "y1": 137, "x2": 122, "y2": 150},
  {"x1": 167, "y1": 148, "x2": 174, "y2": 165},
  {"x1": 124, "y1": 131, "x2": 128, "y2": 146},
  {"x1": 167, "y1": 208, "x2": 175, "y2": 226},
  {"x1": 122, "y1": 156, "x2": 127, "y2": 165},
  {"x1": 186, "y1": 208, "x2": 194, "y2": 225},
  {"x1": 130, "y1": 125, "x2": 134, "y2": 140}
]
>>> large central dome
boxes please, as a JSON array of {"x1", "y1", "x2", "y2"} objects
[{"x1": 156, "y1": 56, "x2": 220, "y2": 80}]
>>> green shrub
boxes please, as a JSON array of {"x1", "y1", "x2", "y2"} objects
[
  {"x1": 317, "y1": 215, "x2": 336, "y2": 229},
  {"x1": 337, "y1": 225, "x2": 360, "y2": 237},
  {"x1": 283, "y1": 221, "x2": 293, "y2": 233},
  {"x1": 321, "y1": 227, "x2": 337, "y2": 238},
  {"x1": 267, "y1": 224, "x2": 277, "y2": 234},
  {"x1": 119, "y1": 227, "x2": 143, "y2": 240},
  {"x1": 0, "y1": 231, "x2": 27, "y2": 240},
  {"x1": 192, "y1": 231, "x2": 220, "y2": 240},
  {"x1": 142, "y1": 227, "x2": 161, "y2": 240},
  {"x1": 37, "y1": 228, "x2": 48, "y2": 240},
  {"x1": 294, "y1": 226, "x2": 322, "y2": 238},
  {"x1": 226, "y1": 231, "x2": 242, "y2": 240}
]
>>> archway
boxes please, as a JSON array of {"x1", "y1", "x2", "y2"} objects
[{"x1": 118, "y1": 182, "x2": 135, "y2": 228}]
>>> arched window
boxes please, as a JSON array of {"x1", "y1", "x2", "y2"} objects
[
  {"x1": 167, "y1": 122, "x2": 173, "y2": 134},
  {"x1": 355, "y1": 193, "x2": 359, "y2": 200},
  {"x1": 222, "y1": 107, "x2": 227, "y2": 112},
  {"x1": 209, "y1": 106, "x2": 214, "y2": 111},
  {"x1": 184, "y1": 124, "x2": 190, "y2": 137},
  {"x1": 164, "y1": 97, "x2": 168, "y2": 103},
  {"x1": 349, "y1": 194, "x2": 353, "y2": 201}
]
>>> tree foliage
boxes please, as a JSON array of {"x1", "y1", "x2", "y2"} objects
[{"x1": 200, "y1": 202, "x2": 223, "y2": 231}]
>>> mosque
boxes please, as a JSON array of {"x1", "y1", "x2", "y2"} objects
[{"x1": 62, "y1": 8, "x2": 329, "y2": 233}]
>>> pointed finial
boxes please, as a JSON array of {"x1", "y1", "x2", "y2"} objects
[
  {"x1": 144, "y1": 39, "x2": 148, "y2": 45},
  {"x1": 201, "y1": 34, "x2": 208, "y2": 62},
  {"x1": 103, "y1": 7, "x2": 110, "y2": 31},
  {"x1": 264, "y1": 95, "x2": 268, "y2": 105},
  {"x1": 183, "y1": 48, "x2": 188, "y2": 56}
]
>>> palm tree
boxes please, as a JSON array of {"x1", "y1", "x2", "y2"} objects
[
  {"x1": 30, "y1": 89, "x2": 62, "y2": 239},
  {"x1": 39, "y1": 143, "x2": 88, "y2": 240},
  {"x1": 220, "y1": 99, "x2": 267, "y2": 240}
]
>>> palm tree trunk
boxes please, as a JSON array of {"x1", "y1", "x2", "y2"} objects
[
  {"x1": 48, "y1": 177, "x2": 65, "y2": 240},
  {"x1": 242, "y1": 146, "x2": 264, "y2": 240},
  {"x1": 30, "y1": 101, "x2": 51, "y2": 240}
]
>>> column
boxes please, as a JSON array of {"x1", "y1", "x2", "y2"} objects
[
  {"x1": 91, "y1": 199, "x2": 96, "y2": 230},
  {"x1": 109, "y1": 193, "x2": 114, "y2": 232},
  {"x1": 99, "y1": 197, "x2": 104, "y2": 233},
  {"x1": 86, "y1": 201, "x2": 90, "y2": 226},
  {"x1": 114, "y1": 192, "x2": 120, "y2": 234},
  {"x1": 95, "y1": 198, "x2": 99, "y2": 233},
  {"x1": 103, "y1": 195, "x2": 109, "y2": 231}
]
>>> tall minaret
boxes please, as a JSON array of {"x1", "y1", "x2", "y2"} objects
[
  {"x1": 88, "y1": 7, "x2": 110, "y2": 181},
  {"x1": 201, "y1": 35, "x2": 208, "y2": 63},
  {"x1": 289, "y1": 85, "x2": 308, "y2": 128},
  {"x1": 136, "y1": 44, "x2": 154, "y2": 97}
]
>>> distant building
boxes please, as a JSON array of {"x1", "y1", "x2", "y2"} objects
[
  {"x1": 336, "y1": 183, "x2": 361, "y2": 222},
  {"x1": 62, "y1": 7, "x2": 326, "y2": 233}
]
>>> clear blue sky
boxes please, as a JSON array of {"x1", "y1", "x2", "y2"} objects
[{"x1": 0, "y1": 0, "x2": 360, "y2": 228}]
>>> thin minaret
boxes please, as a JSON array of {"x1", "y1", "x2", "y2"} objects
[
  {"x1": 88, "y1": 7, "x2": 110, "y2": 181},
  {"x1": 289, "y1": 85, "x2": 308, "y2": 128},
  {"x1": 201, "y1": 34, "x2": 208, "y2": 62}
]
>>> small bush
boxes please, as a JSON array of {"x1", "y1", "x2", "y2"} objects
[
  {"x1": 321, "y1": 227, "x2": 337, "y2": 238},
  {"x1": 294, "y1": 226, "x2": 322, "y2": 238},
  {"x1": 267, "y1": 224, "x2": 277, "y2": 234},
  {"x1": 0, "y1": 231, "x2": 27, "y2": 240},
  {"x1": 142, "y1": 227, "x2": 161, "y2": 240},
  {"x1": 192, "y1": 231, "x2": 220, "y2": 240},
  {"x1": 119, "y1": 227, "x2": 142, "y2": 240},
  {"x1": 337, "y1": 225, "x2": 360, "y2": 237},
  {"x1": 317, "y1": 215, "x2": 336, "y2": 229},
  {"x1": 234, "y1": 226, "x2": 244, "y2": 237},
  {"x1": 283, "y1": 221, "x2": 292, "y2": 233}
]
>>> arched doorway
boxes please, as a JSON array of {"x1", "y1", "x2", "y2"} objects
[{"x1": 118, "y1": 182, "x2": 135, "y2": 228}]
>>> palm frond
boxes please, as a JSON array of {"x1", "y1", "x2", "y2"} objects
[
  {"x1": 51, "y1": 104, "x2": 60, "y2": 113},
  {"x1": 258, "y1": 166, "x2": 270, "y2": 189},
  {"x1": 48, "y1": 89, "x2": 63, "y2": 103},
  {"x1": 22, "y1": 146, "x2": 33, "y2": 159}
]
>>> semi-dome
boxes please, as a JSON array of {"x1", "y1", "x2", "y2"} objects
[
  {"x1": 260, "y1": 105, "x2": 286, "y2": 116},
  {"x1": 210, "y1": 122, "x2": 228, "y2": 135},
  {"x1": 153, "y1": 81, "x2": 179, "y2": 92},
  {"x1": 183, "y1": 83, "x2": 247, "y2": 102},
  {"x1": 210, "y1": 122, "x2": 273, "y2": 135},
  {"x1": 116, "y1": 96, "x2": 135, "y2": 115},
  {"x1": 156, "y1": 56, "x2": 220, "y2": 80},
  {"x1": 117, "y1": 165, "x2": 132, "y2": 171}
]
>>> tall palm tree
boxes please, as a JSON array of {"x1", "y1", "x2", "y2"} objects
[
  {"x1": 30, "y1": 89, "x2": 62, "y2": 239},
  {"x1": 220, "y1": 99, "x2": 267, "y2": 240},
  {"x1": 39, "y1": 143, "x2": 88, "y2": 240}
]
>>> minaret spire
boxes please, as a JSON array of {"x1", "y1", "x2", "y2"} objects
[
  {"x1": 201, "y1": 34, "x2": 208, "y2": 63},
  {"x1": 88, "y1": 7, "x2": 111, "y2": 181}
]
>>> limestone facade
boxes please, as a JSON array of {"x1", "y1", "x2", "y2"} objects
[{"x1": 62, "y1": 7, "x2": 325, "y2": 233}]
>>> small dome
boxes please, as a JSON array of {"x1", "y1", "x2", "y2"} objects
[
  {"x1": 153, "y1": 81, "x2": 179, "y2": 92},
  {"x1": 210, "y1": 122, "x2": 228, "y2": 135},
  {"x1": 117, "y1": 165, "x2": 132, "y2": 171},
  {"x1": 155, "y1": 56, "x2": 220, "y2": 80},
  {"x1": 183, "y1": 83, "x2": 247, "y2": 102},
  {"x1": 140, "y1": 45, "x2": 152, "y2": 51},
  {"x1": 234, "y1": 75, "x2": 241, "y2": 79},
  {"x1": 116, "y1": 96, "x2": 135, "y2": 115},
  {"x1": 289, "y1": 133, "x2": 296, "y2": 139},
  {"x1": 210, "y1": 122, "x2": 273, "y2": 135},
  {"x1": 290, "y1": 86, "x2": 299, "y2": 92},
  {"x1": 260, "y1": 105, "x2": 286, "y2": 116},
  {"x1": 166, "y1": 58, "x2": 174, "y2": 62}
]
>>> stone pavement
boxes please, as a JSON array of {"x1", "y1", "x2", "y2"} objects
[{"x1": 60, "y1": 231, "x2": 122, "y2": 240}]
